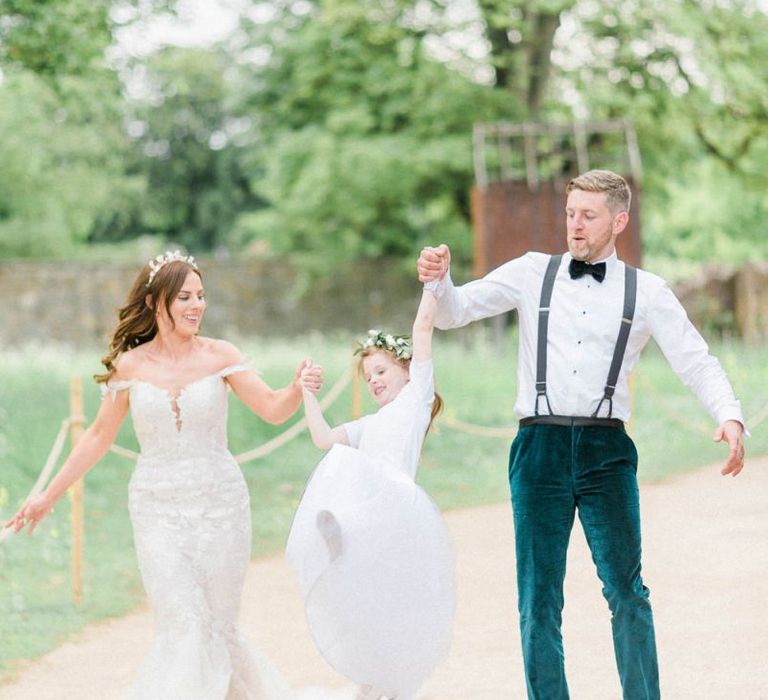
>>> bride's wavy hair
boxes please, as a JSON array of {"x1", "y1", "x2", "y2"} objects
[
  {"x1": 356, "y1": 345, "x2": 444, "y2": 431},
  {"x1": 95, "y1": 260, "x2": 202, "y2": 383}
]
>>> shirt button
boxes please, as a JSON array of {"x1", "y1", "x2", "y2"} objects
[
  {"x1": 572, "y1": 370, "x2": 577, "y2": 374},
  {"x1": 577, "y1": 341, "x2": 582, "y2": 345}
]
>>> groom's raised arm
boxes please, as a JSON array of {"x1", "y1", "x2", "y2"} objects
[{"x1": 416, "y1": 244, "x2": 530, "y2": 330}]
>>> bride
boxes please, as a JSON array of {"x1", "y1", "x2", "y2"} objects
[{"x1": 5, "y1": 251, "x2": 325, "y2": 699}]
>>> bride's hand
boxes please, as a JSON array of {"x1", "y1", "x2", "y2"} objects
[
  {"x1": 299, "y1": 360, "x2": 323, "y2": 395},
  {"x1": 5, "y1": 493, "x2": 54, "y2": 535}
]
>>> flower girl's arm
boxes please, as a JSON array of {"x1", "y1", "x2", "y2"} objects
[
  {"x1": 411, "y1": 288, "x2": 437, "y2": 362},
  {"x1": 301, "y1": 364, "x2": 350, "y2": 450}
]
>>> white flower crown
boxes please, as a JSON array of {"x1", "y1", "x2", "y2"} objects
[
  {"x1": 355, "y1": 329, "x2": 412, "y2": 360},
  {"x1": 146, "y1": 250, "x2": 198, "y2": 287}
]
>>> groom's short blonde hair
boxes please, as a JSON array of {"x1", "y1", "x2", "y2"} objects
[{"x1": 566, "y1": 169, "x2": 631, "y2": 215}]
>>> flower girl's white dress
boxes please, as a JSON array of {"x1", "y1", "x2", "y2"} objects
[
  {"x1": 286, "y1": 359, "x2": 456, "y2": 699},
  {"x1": 108, "y1": 364, "x2": 344, "y2": 700}
]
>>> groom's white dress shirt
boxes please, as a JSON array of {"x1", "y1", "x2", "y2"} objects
[{"x1": 431, "y1": 251, "x2": 744, "y2": 426}]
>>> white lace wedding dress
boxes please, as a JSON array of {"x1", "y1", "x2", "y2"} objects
[{"x1": 108, "y1": 364, "x2": 353, "y2": 700}]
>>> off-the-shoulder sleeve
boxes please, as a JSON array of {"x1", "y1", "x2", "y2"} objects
[
  {"x1": 217, "y1": 360, "x2": 257, "y2": 379},
  {"x1": 101, "y1": 379, "x2": 133, "y2": 401}
]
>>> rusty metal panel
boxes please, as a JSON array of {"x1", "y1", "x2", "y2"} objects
[{"x1": 472, "y1": 179, "x2": 642, "y2": 277}]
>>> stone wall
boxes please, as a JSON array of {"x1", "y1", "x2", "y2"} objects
[
  {"x1": 1, "y1": 257, "x2": 766, "y2": 348},
  {"x1": 0, "y1": 257, "x2": 421, "y2": 348}
]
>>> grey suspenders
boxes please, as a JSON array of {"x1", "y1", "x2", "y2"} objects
[
  {"x1": 593, "y1": 264, "x2": 637, "y2": 417},
  {"x1": 534, "y1": 255, "x2": 637, "y2": 418},
  {"x1": 534, "y1": 255, "x2": 562, "y2": 416}
]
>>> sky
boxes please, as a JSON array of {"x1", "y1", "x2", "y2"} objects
[{"x1": 114, "y1": 0, "x2": 243, "y2": 56}]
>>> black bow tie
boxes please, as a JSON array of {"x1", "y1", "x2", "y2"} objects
[{"x1": 569, "y1": 259, "x2": 606, "y2": 283}]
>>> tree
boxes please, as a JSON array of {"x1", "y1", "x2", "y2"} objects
[
  {"x1": 554, "y1": 0, "x2": 768, "y2": 260},
  {"x1": 558, "y1": 0, "x2": 768, "y2": 174},
  {"x1": 112, "y1": 46, "x2": 256, "y2": 251},
  {"x1": 475, "y1": 0, "x2": 576, "y2": 116},
  {"x1": 0, "y1": 0, "x2": 111, "y2": 78},
  {"x1": 0, "y1": 0, "x2": 176, "y2": 257},
  {"x1": 0, "y1": 0, "x2": 176, "y2": 80},
  {"x1": 232, "y1": 0, "x2": 511, "y2": 270},
  {"x1": 0, "y1": 70, "x2": 134, "y2": 257}
]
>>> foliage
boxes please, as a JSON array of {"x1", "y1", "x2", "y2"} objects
[
  {"x1": 107, "y1": 46, "x2": 257, "y2": 251},
  {"x1": 0, "y1": 0, "x2": 111, "y2": 78},
  {"x1": 0, "y1": 0, "x2": 176, "y2": 80},
  {"x1": 234, "y1": 0, "x2": 511, "y2": 270},
  {"x1": 474, "y1": 0, "x2": 577, "y2": 115},
  {"x1": 0, "y1": 70, "x2": 136, "y2": 258},
  {"x1": 643, "y1": 158, "x2": 768, "y2": 263},
  {"x1": 0, "y1": 0, "x2": 175, "y2": 258},
  {"x1": 0, "y1": 0, "x2": 767, "y2": 270},
  {"x1": 554, "y1": 0, "x2": 768, "y2": 260}
]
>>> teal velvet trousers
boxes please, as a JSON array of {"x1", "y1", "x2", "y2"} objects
[{"x1": 508, "y1": 424, "x2": 660, "y2": 700}]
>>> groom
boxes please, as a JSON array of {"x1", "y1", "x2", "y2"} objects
[{"x1": 417, "y1": 169, "x2": 745, "y2": 699}]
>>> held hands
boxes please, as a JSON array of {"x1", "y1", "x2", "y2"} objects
[
  {"x1": 713, "y1": 419, "x2": 745, "y2": 477},
  {"x1": 4, "y1": 493, "x2": 54, "y2": 535},
  {"x1": 297, "y1": 359, "x2": 323, "y2": 395},
  {"x1": 417, "y1": 244, "x2": 451, "y2": 284}
]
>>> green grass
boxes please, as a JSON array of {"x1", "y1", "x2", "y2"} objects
[{"x1": 0, "y1": 332, "x2": 766, "y2": 674}]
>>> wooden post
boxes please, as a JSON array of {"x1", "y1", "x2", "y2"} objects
[
  {"x1": 68, "y1": 376, "x2": 85, "y2": 607},
  {"x1": 351, "y1": 359, "x2": 362, "y2": 420}
]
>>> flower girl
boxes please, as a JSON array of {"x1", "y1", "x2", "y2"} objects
[{"x1": 286, "y1": 288, "x2": 455, "y2": 700}]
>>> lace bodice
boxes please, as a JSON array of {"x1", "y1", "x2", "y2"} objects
[{"x1": 106, "y1": 364, "x2": 247, "y2": 463}]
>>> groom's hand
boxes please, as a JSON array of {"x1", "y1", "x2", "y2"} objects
[
  {"x1": 714, "y1": 419, "x2": 745, "y2": 477},
  {"x1": 417, "y1": 244, "x2": 451, "y2": 283}
]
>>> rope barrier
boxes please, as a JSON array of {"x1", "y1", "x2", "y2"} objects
[
  {"x1": 6, "y1": 367, "x2": 765, "y2": 550},
  {"x1": 436, "y1": 374, "x2": 768, "y2": 441},
  {"x1": 631, "y1": 374, "x2": 768, "y2": 437},
  {"x1": 2, "y1": 371, "x2": 353, "y2": 547},
  {"x1": 438, "y1": 414, "x2": 517, "y2": 439},
  {"x1": 108, "y1": 443, "x2": 139, "y2": 460},
  {"x1": 746, "y1": 401, "x2": 768, "y2": 431},
  {"x1": 235, "y1": 368, "x2": 352, "y2": 463},
  {"x1": 633, "y1": 374, "x2": 713, "y2": 438},
  {"x1": 0, "y1": 415, "x2": 83, "y2": 544}
]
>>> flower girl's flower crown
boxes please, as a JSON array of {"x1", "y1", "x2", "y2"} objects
[
  {"x1": 146, "y1": 250, "x2": 198, "y2": 287},
  {"x1": 355, "y1": 329, "x2": 412, "y2": 361}
]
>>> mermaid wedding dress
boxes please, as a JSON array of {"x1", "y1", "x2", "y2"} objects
[{"x1": 108, "y1": 364, "x2": 351, "y2": 700}]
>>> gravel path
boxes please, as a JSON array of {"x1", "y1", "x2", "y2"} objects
[{"x1": 2, "y1": 457, "x2": 766, "y2": 699}]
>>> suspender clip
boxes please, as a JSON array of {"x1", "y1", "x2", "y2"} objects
[{"x1": 534, "y1": 392, "x2": 552, "y2": 417}]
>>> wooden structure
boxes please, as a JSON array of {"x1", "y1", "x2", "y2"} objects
[{"x1": 471, "y1": 120, "x2": 643, "y2": 276}]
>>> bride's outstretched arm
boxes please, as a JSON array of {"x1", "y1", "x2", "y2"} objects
[
  {"x1": 411, "y1": 288, "x2": 437, "y2": 362},
  {"x1": 301, "y1": 363, "x2": 350, "y2": 450},
  {"x1": 218, "y1": 337, "x2": 319, "y2": 424},
  {"x1": 5, "y1": 388, "x2": 129, "y2": 534}
]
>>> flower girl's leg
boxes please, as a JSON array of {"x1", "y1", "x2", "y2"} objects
[{"x1": 316, "y1": 509, "x2": 343, "y2": 561}]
